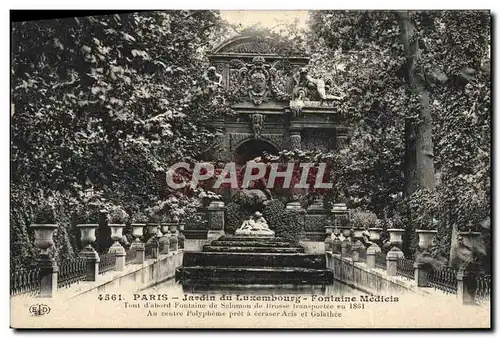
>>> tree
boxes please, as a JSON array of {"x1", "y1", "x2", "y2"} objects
[
  {"x1": 309, "y1": 10, "x2": 490, "y2": 264},
  {"x1": 11, "y1": 11, "x2": 233, "y2": 267}
]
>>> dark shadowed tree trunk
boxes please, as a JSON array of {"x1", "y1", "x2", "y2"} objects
[{"x1": 397, "y1": 11, "x2": 439, "y2": 256}]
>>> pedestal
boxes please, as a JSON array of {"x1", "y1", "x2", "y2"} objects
[
  {"x1": 208, "y1": 201, "x2": 225, "y2": 240},
  {"x1": 33, "y1": 254, "x2": 58, "y2": 298},
  {"x1": 386, "y1": 247, "x2": 404, "y2": 276}
]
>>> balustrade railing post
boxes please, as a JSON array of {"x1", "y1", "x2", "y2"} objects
[
  {"x1": 31, "y1": 224, "x2": 59, "y2": 298},
  {"x1": 33, "y1": 256, "x2": 58, "y2": 298},
  {"x1": 414, "y1": 262, "x2": 428, "y2": 287},
  {"x1": 78, "y1": 224, "x2": 100, "y2": 281},
  {"x1": 366, "y1": 245, "x2": 380, "y2": 269},
  {"x1": 131, "y1": 224, "x2": 146, "y2": 264},
  {"x1": 169, "y1": 223, "x2": 179, "y2": 253},
  {"x1": 386, "y1": 248, "x2": 404, "y2": 276},
  {"x1": 159, "y1": 225, "x2": 170, "y2": 255},
  {"x1": 207, "y1": 201, "x2": 225, "y2": 241},
  {"x1": 457, "y1": 267, "x2": 476, "y2": 305}
]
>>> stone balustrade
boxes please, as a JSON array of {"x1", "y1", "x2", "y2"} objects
[{"x1": 11, "y1": 221, "x2": 186, "y2": 299}]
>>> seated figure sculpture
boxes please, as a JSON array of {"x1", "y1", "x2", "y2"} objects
[{"x1": 235, "y1": 211, "x2": 275, "y2": 237}]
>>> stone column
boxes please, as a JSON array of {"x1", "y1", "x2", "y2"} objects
[
  {"x1": 386, "y1": 247, "x2": 404, "y2": 276},
  {"x1": 207, "y1": 201, "x2": 225, "y2": 241},
  {"x1": 414, "y1": 262, "x2": 428, "y2": 287},
  {"x1": 289, "y1": 131, "x2": 302, "y2": 150},
  {"x1": 31, "y1": 224, "x2": 59, "y2": 298}
]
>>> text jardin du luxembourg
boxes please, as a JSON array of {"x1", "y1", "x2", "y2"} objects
[{"x1": 133, "y1": 293, "x2": 400, "y2": 304}]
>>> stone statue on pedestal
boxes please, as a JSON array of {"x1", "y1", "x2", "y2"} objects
[{"x1": 235, "y1": 211, "x2": 275, "y2": 237}]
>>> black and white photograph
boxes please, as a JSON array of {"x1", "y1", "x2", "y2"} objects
[{"x1": 9, "y1": 9, "x2": 491, "y2": 329}]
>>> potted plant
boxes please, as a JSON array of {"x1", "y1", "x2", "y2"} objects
[{"x1": 31, "y1": 199, "x2": 59, "y2": 255}]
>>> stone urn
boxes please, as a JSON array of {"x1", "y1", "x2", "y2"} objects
[
  {"x1": 459, "y1": 231, "x2": 481, "y2": 249},
  {"x1": 31, "y1": 224, "x2": 58, "y2": 255},
  {"x1": 131, "y1": 224, "x2": 146, "y2": 242},
  {"x1": 368, "y1": 227, "x2": 382, "y2": 243},
  {"x1": 416, "y1": 229, "x2": 438, "y2": 250},
  {"x1": 108, "y1": 224, "x2": 126, "y2": 253},
  {"x1": 352, "y1": 227, "x2": 365, "y2": 240},
  {"x1": 146, "y1": 223, "x2": 159, "y2": 236},
  {"x1": 387, "y1": 228, "x2": 405, "y2": 248},
  {"x1": 77, "y1": 224, "x2": 98, "y2": 248},
  {"x1": 342, "y1": 228, "x2": 351, "y2": 238}
]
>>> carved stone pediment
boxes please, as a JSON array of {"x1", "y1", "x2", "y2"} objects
[{"x1": 229, "y1": 56, "x2": 291, "y2": 105}]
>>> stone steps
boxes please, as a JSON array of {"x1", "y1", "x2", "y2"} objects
[
  {"x1": 209, "y1": 240, "x2": 293, "y2": 247},
  {"x1": 177, "y1": 266, "x2": 333, "y2": 285},
  {"x1": 177, "y1": 236, "x2": 332, "y2": 285},
  {"x1": 202, "y1": 246, "x2": 305, "y2": 253},
  {"x1": 183, "y1": 252, "x2": 326, "y2": 269}
]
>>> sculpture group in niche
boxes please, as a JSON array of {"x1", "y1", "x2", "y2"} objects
[
  {"x1": 235, "y1": 211, "x2": 275, "y2": 237},
  {"x1": 290, "y1": 67, "x2": 345, "y2": 116}
]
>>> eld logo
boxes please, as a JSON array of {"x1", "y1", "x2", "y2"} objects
[{"x1": 29, "y1": 304, "x2": 51, "y2": 316}]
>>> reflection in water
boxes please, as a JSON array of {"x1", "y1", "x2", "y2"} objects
[{"x1": 147, "y1": 278, "x2": 362, "y2": 296}]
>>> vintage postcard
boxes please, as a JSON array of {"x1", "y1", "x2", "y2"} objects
[{"x1": 10, "y1": 9, "x2": 491, "y2": 329}]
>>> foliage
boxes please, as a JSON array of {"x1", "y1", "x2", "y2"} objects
[
  {"x1": 107, "y1": 205, "x2": 129, "y2": 224},
  {"x1": 349, "y1": 209, "x2": 379, "y2": 229},
  {"x1": 33, "y1": 198, "x2": 58, "y2": 224},
  {"x1": 309, "y1": 10, "x2": 490, "y2": 261},
  {"x1": 262, "y1": 199, "x2": 303, "y2": 243},
  {"x1": 130, "y1": 211, "x2": 148, "y2": 223},
  {"x1": 11, "y1": 11, "x2": 232, "y2": 267}
]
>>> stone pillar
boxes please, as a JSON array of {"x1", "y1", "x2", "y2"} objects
[
  {"x1": 134, "y1": 245, "x2": 145, "y2": 264},
  {"x1": 159, "y1": 224, "x2": 171, "y2": 255},
  {"x1": 131, "y1": 224, "x2": 146, "y2": 264},
  {"x1": 289, "y1": 131, "x2": 302, "y2": 150},
  {"x1": 145, "y1": 224, "x2": 160, "y2": 259},
  {"x1": 366, "y1": 245, "x2": 381, "y2": 269},
  {"x1": 34, "y1": 255, "x2": 58, "y2": 298},
  {"x1": 386, "y1": 247, "x2": 404, "y2": 276},
  {"x1": 30, "y1": 224, "x2": 59, "y2": 298},
  {"x1": 169, "y1": 224, "x2": 179, "y2": 252},
  {"x1": 207, "y1": 201, "x2": 225, "y2": 241},
  {"x1": 457, "y1": 267, "x2": 477, "y2": 305},
  {"x1": 325, "y1": 224, "x2": 333, "y2": 252},
  {"x1": 414, "y1": 262, "x2": 428, "y2": 287},
  {"x1": 178, "y1": 223, "x2": 186, "y2": 249},
  {"x1": 77, "y1": 224, "x2": 100, "y2": 281}
]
